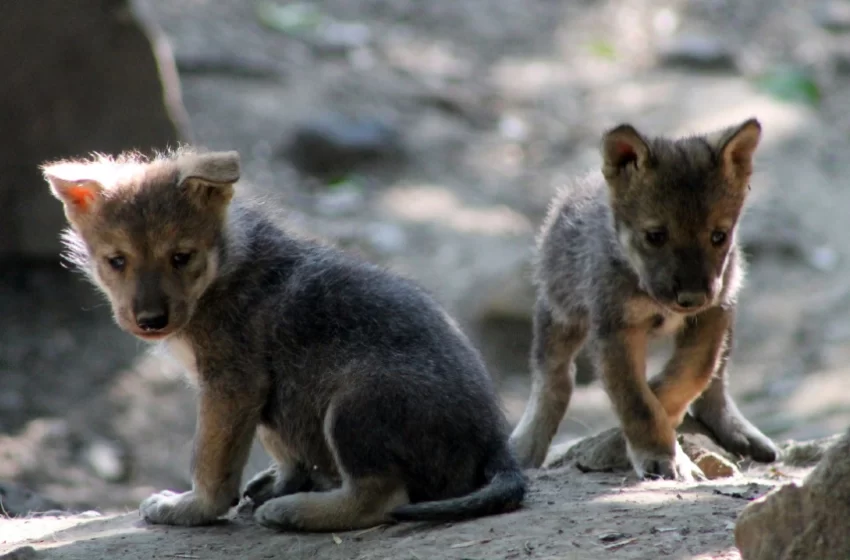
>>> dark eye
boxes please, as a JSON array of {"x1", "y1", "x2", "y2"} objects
[
  {"x1": 171, "y1": 251, "x2": 193, "y2": 269},
  {"x1": 710, "y1": 231, "x2": 727, "y2": 247},
  {"x1": 644, "y1": 229, "x2": 668, "y2": 248},
  {"x1": 106, "y1": 255, "x2": 126, "y2": 271}
]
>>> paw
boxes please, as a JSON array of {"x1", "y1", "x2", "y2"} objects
[
  {"x1": 697, "y1": 410, "x2": 779, "y2": 463},
  {"x1": 243, "y1": 465, "x2": 312, "y2": 508},
  {"x1": 627, "y1": 442, "x2": 706, "y2": 482},
  {"x1": 140, "y1": 490, "x2": 224, "y2": 526},
  {"x1": 254, "y1": 496, "x2": 304, "y2": 532},
  {"x1": 243, "y1": 468, "x2": 280, "y2": 507}
]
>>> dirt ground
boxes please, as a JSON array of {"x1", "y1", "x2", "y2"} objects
[
  {"x1": 1, "y1": 461, "x2": 814, "y2": 560},
  {"x1": 3, "y1": 0, "x2": 850, "y2": 558}
]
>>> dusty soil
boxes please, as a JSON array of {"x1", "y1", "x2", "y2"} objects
[
  {"x1": 1, "y1": 462, "x2": 813, "y2": 560},
  {"x1": 4, "y1": 0, "x2": 850, "y2": 558}
]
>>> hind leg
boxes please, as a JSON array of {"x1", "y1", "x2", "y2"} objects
[
  {"x1": 689, "y1": 315, "x2": 778, "y2": 462},
  {"x1": 510, "y1": 299, "x2": 588, "y2": 468},
  {"x1": 243, "y1": 426, "x2": 334, "y2": 508},
  {"x1": 255, "y1": 476, "x2": 408, "y2": 532},
  {"x1": 254, "y1": 399, "x2": 409, "y2": 532}
]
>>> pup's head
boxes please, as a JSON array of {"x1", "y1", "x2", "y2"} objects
[
  {"x1": 43, "y1": 149, "x2": 240, "y2": 340},
  {"x1": 601, "y1": 118, "x2": 761, "y2": 313}
]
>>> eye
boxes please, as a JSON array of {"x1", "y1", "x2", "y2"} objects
[
  {"x1": 710, "y1": 230, "x2": 728, "y2": 247},
  {"x1": 171, "y1": 251, "x2": 194, "y2": 269},
  {"x1": 644, "y1": 229, "x2": 668, "y2": 248},
  {"x1": 106, "y1": 255, "x2": 126, "y2": 271}
]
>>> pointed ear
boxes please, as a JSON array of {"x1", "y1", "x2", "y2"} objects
[
  {"x1": 177, "y1": 151, "x2": 240, "y2": 211},
  {"x1": 43, "y1": 170, "x2": 105, "y2": 218},
  {"x1": 710, "y1": 118, "x2": 761, "y2": 181},
  {"x1": 601, "y1": 124, "x2": 652, "y2": 180}
]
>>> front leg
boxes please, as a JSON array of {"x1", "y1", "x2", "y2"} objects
[
  {"x1": 140, "y1": 387, "x2": 260, "y2": 526},
  {"x1": 596, "y1": 328, "x2": 704, "y2": 481},
  {"x1": 689, "y1": 310, "x2": 778, "y2": 462},
  {"x1": 649, "y1": 306, "x2": 733, "y2": 427}
]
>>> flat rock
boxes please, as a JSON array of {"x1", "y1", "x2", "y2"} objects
[
  {"x1": 657, "y1": 34, "x2": 737, "y2": 71},
  {"x1": 546, "y1": 414, "x2": 740, "y2": 477},
  {"x1": 283, "y1": 112, "x2": 404, "y2": 177},
  {"x1": 0, "y1": 482, "x2": 65, "y2": 518},
  {"x1": 735, "y1": 426, "x2": 850, "y2": 559}
]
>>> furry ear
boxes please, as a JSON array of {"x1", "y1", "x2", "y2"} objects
[
  {"x1": 709, "y1": 118, "x2": 761, "y2": 181},
  {"x1": 601, "y1": 124, "x2": 652, "y2": 180},
  {"x1": 43, "y1": 167, "x2": 105, "y2": 217},
  {"x1": 177, "y1": 151, "x2": 241, "y2": 210}
]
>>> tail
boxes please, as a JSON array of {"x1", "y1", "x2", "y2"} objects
[{"x1": 390, "y1": 447, "x2": 527, "y2": 523}]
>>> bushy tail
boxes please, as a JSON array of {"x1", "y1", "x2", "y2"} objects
[{"x1": 390, "y1": 447, "x2": 527, "y2": 523}]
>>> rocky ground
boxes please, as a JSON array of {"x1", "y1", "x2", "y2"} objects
[{"x1": 3, "y1": 0, "x2": 850, "y2": 558}]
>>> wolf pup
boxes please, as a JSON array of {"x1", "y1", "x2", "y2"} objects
[
  {"x1": 509, "y1": 119, "x2": 779, "y2": 480},
  {"x1": 44, "y1": 149, "x2": 526, "y2": 531}
]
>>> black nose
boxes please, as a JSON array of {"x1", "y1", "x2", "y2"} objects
[
  {"x1": 675, "y1": 291, "x2": 708, "y2": 309},
  {"x1": 136, "y1": 311, "x2": 169, "y2": 331}
]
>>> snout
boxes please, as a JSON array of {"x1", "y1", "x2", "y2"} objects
[
  {"x1": 675, "y1": 290, "x2": 708, "y2": 310},
  {"x1": 135, "y1": 309, "x2": 170, "y2": 332}
]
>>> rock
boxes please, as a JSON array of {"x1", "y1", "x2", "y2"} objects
[
  {"x1": 0, "y1": 0, "x2": 186, "y2": 259},
  {"x1": 657, "y1": 34, "x2": 737, "y2": 71},
  {"x1": 691, "y1": 450, "x2": 740, "y2": 479},
  {"x1": 283, "y1": 113, "x2": 404, "y2": 177},
  {"x1": 314, "y1": 184, "x2": 366, "y2": 217},
  {"x1": 0, "y1": 481, "x2": 64, "y2": 517},
  {"x1": 779, "y1": 433, "x2": 843, "y2": 467},
  {"x1": 0, "y1": 546, "x2": 38, "y2": 560},
  {"x1": 814, "y1": 0, "x2": 850, "y2": 32},
  {"x1": 83, "y1": 440, "x2": 130, "y2": 483},
  {"x1": 735, "y1": 427, "x2": 850, "y2": 559},
  {"x1": 545, "y1": 414, "x2": 739, "y2": 474}
]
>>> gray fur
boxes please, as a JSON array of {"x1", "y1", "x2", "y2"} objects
[{"x1": 510, "y1": 120, "x2": 778, "y2": 479}]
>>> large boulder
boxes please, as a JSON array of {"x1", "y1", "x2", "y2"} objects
[
  {"x1": 0, "y1": 0, "x2": 187, "y2": 259},
  {"x1": 735, "y1": 426, "x2": 850, "y2": 559}
]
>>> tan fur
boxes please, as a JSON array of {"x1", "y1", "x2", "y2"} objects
[{"x1": 511, "y1": 119, "x2": 778, "y2": 480}]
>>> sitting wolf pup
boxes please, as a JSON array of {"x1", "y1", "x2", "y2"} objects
[
  {"x1": 43, "y1": 149, "x2": 526, "y2": 531},
  {"x1": 510, "y1": 118, "x2": 779, "y2": 480}
]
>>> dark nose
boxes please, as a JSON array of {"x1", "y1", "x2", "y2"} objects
[
  {"x1": 136, "y1": 310, "x2": 169, "y2": 331},
  {"x1": 675, "y1": 291, "x2": 708, "y2": 309}
]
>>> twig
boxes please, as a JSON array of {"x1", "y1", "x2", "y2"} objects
[{"x1": 603, "y1": 537, "x2": 638, "y2": 551}]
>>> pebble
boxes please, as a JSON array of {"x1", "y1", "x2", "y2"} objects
[
  {"x1": 83, "y1": 440, "x2": 129, "y2": 483},
  {"x1": 814, "y1": 0, "x2": 850, "y2": 32},
  {"x1": 283, "y1": 113, "x2": 403, "y2": 176},
  {"x1": 657, "y1": 34, "x2": 737, "y2": 71}
]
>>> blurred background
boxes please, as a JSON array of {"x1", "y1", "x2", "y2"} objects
[{"x1": 2, "y1": 0, "x2": 850, "y2": 514}]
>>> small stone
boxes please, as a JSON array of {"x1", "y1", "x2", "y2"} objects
[
  {"x1": 0, "y1": 546, "x2": 38, "y2": 560},
  {"x1": 807, "y1": 246, "x2": 838, "y2": 272},
  {"x1": 364, "y1": 223, "x2": 407, "y2": 255},
  {"x1": 314, "y1": 185, "x2": 365, "y2": 217},
  {"x1": 317, "y1": 21, "x2": 371, "y2": 51},
  {"x1": 658, "y1": 34, "x2": 737, "y2": 71},
  {"x1": 692, "y1": 451, "x2": 740, "y2": 479},
  {"x1": 83, "y1": 440, "x2": 130, "y2": 483},
  {"x1": 283, "y1": 113, "x2": 404, "y2": 177},
  {"x1": 814, "y1": 1, "x2": 850, "y2": 32}
]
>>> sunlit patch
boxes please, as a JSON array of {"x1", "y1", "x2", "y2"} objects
[{"x1": 381, "y1": 185, "x2": 532, "y2": 236}]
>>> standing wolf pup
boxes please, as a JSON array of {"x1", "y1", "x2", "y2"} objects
[
  {"x1": 44, "y1": 149, "x2": 525, "y2": 531},
  {"x1": 510, "y1": 118, "x2": 779, "y2": 480}
]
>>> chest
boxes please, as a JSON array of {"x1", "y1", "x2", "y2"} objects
[
  {"x1": 162, "y1": 337, "x2": 201, "y2": 386},
  {"x1": 624, "y1": 297, "x2": 688, "y2": 338}
]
